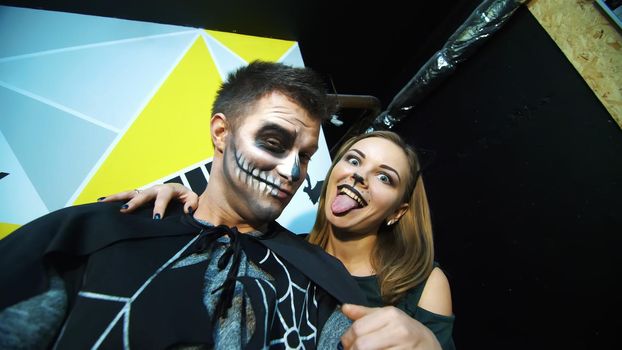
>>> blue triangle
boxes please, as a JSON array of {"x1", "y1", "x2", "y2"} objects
[
  {"x1": 279, "y1": 43, "x2": 306, "y2": 68},
  {"x1": 0, "y1": 31, "x2": 198, "y2": 131},
  {"x1": 0, "y1": 86, "x2": 116, "y2": 211},
  {"x1": 0, "y1": 130, "x2": 49, "y2": 225},
  {"x1": 0, "y1": 5, "x2": 194, "y2": 59},
  {"x1": 202, "y1": 32, "x2": 248, "y2": 81}
]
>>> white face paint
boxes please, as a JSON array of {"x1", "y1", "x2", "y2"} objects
[
  {"x1": 234, "y1": 150, "x2": 284, "y2": 198},
  {"x1": 222, "y1": 92, "x2": 320, "y2": 223}
]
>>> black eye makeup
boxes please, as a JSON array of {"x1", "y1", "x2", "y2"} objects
[
  {"x1": 257, "y1": 137, "x2": 286, "y2": 154},
  {"x1": 254, "y1": 123, "x2": 294, "y2": 156}
]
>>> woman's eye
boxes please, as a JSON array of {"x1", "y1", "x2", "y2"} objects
[
  {"x1": 378, "y1": 173, "x2": 392, "y2": 184},
  {"x1": 346, "y1": 157, "x2": 360, "y2": 166}
]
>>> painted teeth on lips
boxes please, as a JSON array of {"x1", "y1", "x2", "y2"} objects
[{"x1": 338, "y1": 185, "x2": 367, "y2": 207}]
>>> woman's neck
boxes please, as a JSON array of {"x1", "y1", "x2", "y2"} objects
[{"x1": 324, "y1": 227, "x2": 377, "y2": 277}]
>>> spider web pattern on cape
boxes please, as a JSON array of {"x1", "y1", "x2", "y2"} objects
[{"x1": 70, "y1": 234, "x2": 323, "y2": 349}]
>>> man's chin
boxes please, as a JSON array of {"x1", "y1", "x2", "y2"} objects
[{"x1": 248, "y1": 202, "x2": 286, "y2": 223}]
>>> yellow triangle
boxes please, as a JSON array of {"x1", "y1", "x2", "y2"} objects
[
  {"x1": 0, "y1": 222, "x2": 20, "y2": 240},
  {"x1": 206, "y1": 30, "x2": 296, "y2": 63},
  {"x1": 74, "y1": 37, "x2": 220, "y2": 204}
]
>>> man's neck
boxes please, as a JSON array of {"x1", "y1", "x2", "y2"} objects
[{"x1": 193, "y1": 188, "x2": 267, "y2": 233}]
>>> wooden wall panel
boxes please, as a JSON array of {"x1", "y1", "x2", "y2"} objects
[{"x1": 528, "y1": 0, "x2": 622, "y2": 129}]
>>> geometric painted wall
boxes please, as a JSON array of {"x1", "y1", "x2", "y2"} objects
[{"x1": 0, "y1": 5, "x2": 332, "y2": 238}]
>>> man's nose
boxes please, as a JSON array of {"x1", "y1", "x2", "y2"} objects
[{"x1": 276, "y1": 153, "x2": 301, "y2": 182}]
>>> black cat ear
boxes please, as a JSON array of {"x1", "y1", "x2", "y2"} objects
[{"x1": 412, "y1": 146, "x2": 437, "y2": 175}]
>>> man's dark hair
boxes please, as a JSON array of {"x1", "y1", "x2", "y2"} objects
[{"x1": 212, "y1": 61, "x2": 335, "y2": 124}]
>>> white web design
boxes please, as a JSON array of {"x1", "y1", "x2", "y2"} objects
[
  {"x1": 257, "y1": 249, "x2": 319, "y2": 349},
  {"x1": 74, "y1": 235, "x2": 201, "y2": 350},
  {"x1": 66, "y1": 235, "x2": 321, "y2": 350}
]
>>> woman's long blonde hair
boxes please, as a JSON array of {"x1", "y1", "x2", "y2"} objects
[{"x1": 308, "y1": 131, "x2": 434, "y2": 304}]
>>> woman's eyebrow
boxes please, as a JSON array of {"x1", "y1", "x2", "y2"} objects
[
  {"x1": 380, "y1": 164, "x2": 401, "y2": 182},
  {"x1": 350, "y1": 148, "x2": 401, "y2": 182},
  {"x1": 350, "y1": 148, "x2": 366, "y2": 158}
]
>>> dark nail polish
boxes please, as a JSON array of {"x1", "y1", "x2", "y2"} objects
[
  {"x1": 188, "y1": 207, "x2": 194, "y2": 214},
  {"x1": 337, "y1": 342, "x2": 343, "y2": 350},
  {"x1": 153, "y1": 213, "x2": 161, "y2": 220},
  {"x1": 121, "y1": 204, "x2": 129, "y2": 209},
  {"x1": 97, "y1": 197, "x2": 106, "y2": 201}
]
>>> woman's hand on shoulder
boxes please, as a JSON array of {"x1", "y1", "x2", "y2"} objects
[
  {"x1": 340, "y1": 304, "x2": 441, "y2": 350},
  {"x1": 98, "y1": 183, "x2": 199, "y2": 219}
]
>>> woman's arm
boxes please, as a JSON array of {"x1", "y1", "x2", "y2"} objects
[
  {"x1": 99, "y1": 183, "x2": 198, "y2": 219},
  {"x1": 419, "y1": 267, "x2": 453, "y2": 316},
  {"x1": 339, "y1": 268, "x2": 453, "y2": 350}
]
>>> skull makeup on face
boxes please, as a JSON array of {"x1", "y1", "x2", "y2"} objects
[
  {"x1": 222, "y1": 92, "x2": 320, "y2": 223},
  {"x1": 234, "y1": 149, "x2": 286, "y2": 198}
]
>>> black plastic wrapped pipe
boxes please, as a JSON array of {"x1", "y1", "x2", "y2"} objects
[{"x1": 368, "y1": 0, "x2": 530, "y2": 132}]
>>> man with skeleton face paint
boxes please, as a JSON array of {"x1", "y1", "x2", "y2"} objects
[
  {"x1": 0, "y1": 61, "x2": 366, "y2": 349},
  {"x1": 218, "y1": 90, "x2": 317, "y2": 228}
]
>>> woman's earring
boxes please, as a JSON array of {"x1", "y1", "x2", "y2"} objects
[{"x1": 387, "y1": 219, "x2": 395, "y2": 226}]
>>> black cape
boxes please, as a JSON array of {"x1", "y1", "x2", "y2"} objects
[{"x1": 0, "y1": 202, "x2": 366, "y2": 349}]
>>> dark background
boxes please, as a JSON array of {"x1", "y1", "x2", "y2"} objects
[{"x1": 2, "y1": 1, "x2": 621, "y2": 348}]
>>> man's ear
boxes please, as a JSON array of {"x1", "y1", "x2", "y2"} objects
[{"x1": 211, "y1": 113, "x2": 228, "y2": 154}]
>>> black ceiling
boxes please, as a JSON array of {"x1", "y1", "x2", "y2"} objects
[{"x1": 0, "y1": 0, "x2": 483, "y2": 108}]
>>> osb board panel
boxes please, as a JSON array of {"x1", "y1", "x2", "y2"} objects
[{"x1": 528, "y1": 0, "x2": 622, "y2": 129}]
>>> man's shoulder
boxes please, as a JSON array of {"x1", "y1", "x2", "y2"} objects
[
  {"x1": 263, "y1": 222, "x2": 334, "y2": 261},
  {"x1": 31, "y1": 201, "x2": 150, "y2": 224},
  {"x1": 3, "y1": 202, "x2": 119, "y2": 240},
  {"x1": 43, "y1": 199, "x2": 185, "y2": 217},
  {"x1": 38, "y1": 202, "x2": 143, "y2": 232},
  {"x1": 5, "y1": 201, "x2": 192, "y2": 249},
  {"x1": 259, "y1": 222, "x2": 368, "y2": 305}
]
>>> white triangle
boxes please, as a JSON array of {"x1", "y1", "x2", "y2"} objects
[
  {"x1": 0, "y1": 130, "x2": 49, "y2": 225},
  {"x1": 201, "y1": 32, "x2": 248, "y2": 81},
  {"x1": 0, "y1": 5, "x2": 193, "y2": 59},
  {"x1": 0, "y1": 31, "x2": 198, "y2": 131}
]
